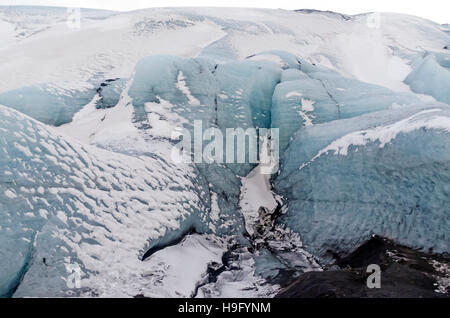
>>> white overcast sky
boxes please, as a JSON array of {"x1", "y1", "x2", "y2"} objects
[{"x1": 0, "y1": 0, "x2": 448, "y2": 24}]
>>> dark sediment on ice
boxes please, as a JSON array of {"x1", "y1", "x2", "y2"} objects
[{"x1": 276, "y1": 236, "x2": 449, "y2": 298}]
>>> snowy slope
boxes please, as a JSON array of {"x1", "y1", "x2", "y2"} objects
[
  {"x1": 0, "y1": 7, "x2": 448, "y2": 95},
  {"x1": 275, "y1": 104, "x2": 450, "y2": 259},
  {"x1": 0, "y1": 7, "x2": 448, "y2": 128}
]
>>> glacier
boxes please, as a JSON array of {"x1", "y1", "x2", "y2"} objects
[
  {"x1": 0, "y1": 6, "x2": 449, "y2": 298},
  {"x1": 405, "y1": 53, "x2": 450, "y2": 105}
]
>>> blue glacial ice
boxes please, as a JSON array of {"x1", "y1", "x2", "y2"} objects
[
  {"x1": 273, "y1": 104, "x2": 450, "y2": 260},
  {"x1": 0, "y1": 84, "x2": 96, "y2": 126},
  {"x1": 127, "y1": 54, "x2": 282, "y2": 239},
  {"x1": 96, "y1": 78, "x2": 128, "y2": 109},
  {"x1": 127, "y1": 50, "x2": 449, "y2": 264},
  {"x1": 270, "y1": 52, "x2": 420, "y2": 152},
  {"x1": 0, "y1": 104, "x2": 215, "y2": 297},
  {"x1": 0, "y1": 77, "x2": 128, "y2": 126},
  {"x1": 1, "y1": 46, "x2": 450, "y2": 296},
  {"x1": 405, "y1": 53, "x2": 450, "y2": 105}
]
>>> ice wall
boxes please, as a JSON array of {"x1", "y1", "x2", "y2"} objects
[
  {"x1": 269, "y1": 51, "x2": 420, "y2": 152},
  {"x1": 127, "y1": 54, "x2": 282, "y2": 239},
  {"x1": 405, "y1": 54, "x2": 450, "y2": 105},
  {"x1": 273, "y1": 104, "x2": 450, "y2": 260},
  {"x1": 0, "y1": 85, "x2": 96, "y2": 126}
]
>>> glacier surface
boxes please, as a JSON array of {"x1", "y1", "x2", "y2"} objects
[
  {"x1": 0, "y1": 105, "x2": 213, "y2": 297},
  {"x1": 274, "y1": 104, "x2": 450, "y2": 260},
  {"x1": 0, "y1": 6, "x2": 449, "y2": 297},
  {"x1": 405, "y1": 54, "x2": 450, "y2": 105}
]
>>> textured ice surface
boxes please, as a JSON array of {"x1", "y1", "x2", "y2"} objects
[
  {"x1": 274, "y1": 104, "x2": 450, "y2": 260},
  {"x1": 1, "y1": 8, "x2": 449, "y2": 95},
  {"x1": 0, "y1": 77, "x2": 129, "y2": 126},
  {"x1": 127, "y1": 54, "x2": 284, "y2": 239},
  {"x1": 271, "y1": 52, "x2": 420, "y2": 152},
  {"x1": 0, "y1": 104, "x2": 214, "y2": 297},
  {"x1": 405, "y1": 54, "x2": 450, "y2": 105},
  {"x1": 96, "y1": 78, "x2": 128, "y2": 109},
  {"x1": 0, "y1": 85, "x2": 96, "y2": 126},
  {"x1": 4, "y1": 48, "x2": 449, "y2": 296}
]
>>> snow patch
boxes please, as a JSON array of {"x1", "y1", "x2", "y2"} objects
[
  {"x1": 285, "y1": 91, "x2": 303, "y2": 98},
  {"x1": 301, "y1": 109, "x2": 450, "y2": 169},
  {"x1": 240, "y1": 166, "x2": 277, "y2": 236},
  {"x1": 140, "y1": 234, "x2": 226, "y2": 298},
  {"x1": 176, "y1": 71, "x2": 200, "y2": 106}
]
